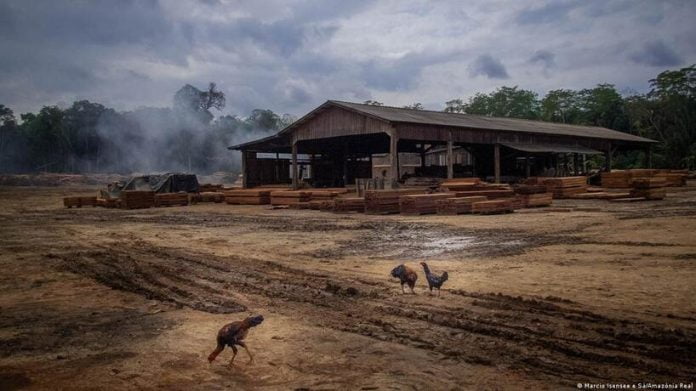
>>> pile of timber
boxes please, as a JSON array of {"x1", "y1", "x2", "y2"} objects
[
  {"x1": 334, "y1": 197, "x2": 365, "y2": 213},
  {"x1": 440, "y1": 178, "x2": 482, "y2": 191},
  {"x1": 540, "y1": 177, "x2": 588, "y2": 199},
  {"x1": 96, "y1": 198, "x2": 120, "y2": 208},
  {"x1": 224, "y1": 189, "x2": 271, "y2": 205},
  {"x1": 121, "y1": 190, "x2": 155, "y2": 209},
  {"x1": 364, "y1": 189, "x2": 426, "y2": 215},
  {"x1": 399, "y1": 193, "x2": 454, "y2": 215},
  {"x1": 568, "y1": 192, "x2": 631, "y2": 200},
  {"x1": 471, "y1": 199, "x2": 514, "y2": 215},
  {"x1": 191, "y1": 192, "x2": 225, "y2": 203},
  {"x1": 404, "y1": 177, "x2": 442, "y2": 187},
  {"x1": 516, "y1": 192, "x2": 553, "y2": 208},
  {"x1": 288, "y1": 202, "x2": 311, "y2": 210},
  {"x1": 654, "y1": 169, "x2": 688, "y2": 187},
  {"x1": 63, "y1": 196, "x2": 98, "y2": 208},
  {"x1": 308, "y1": 189, "x2": 348, "y2": 201},
  {"x1": 452, "y1": 187, "x2": 515, "y2": 199},
  {"x1": 513, "y1": 184, "x2": 547, "y2": 194},
  {"x1": 154, "y1": 192, "x2": 189, "y2": 207},
  {"x1": 436, "y1": 196, "x2": 488, "y2": 215},
  {"x1": 270, "y1": 190, "x2": 311, "y2": 205},
  {"x1": 199, "y1": 183, "x2": 224, "y2": 192},
  {"x1": 628, "y1": 176, "x2": 667, "y2": 200},
  {"x1": 601, "y1": 170, "x2": 650, "y2": 188}
]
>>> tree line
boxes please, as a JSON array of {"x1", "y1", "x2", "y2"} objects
[
  {"x1": 0, "y1": 83, "x2": 294, "y2": 174},
  {"x1": 1, "y1": 65, "x2": 694, "y2": 174},
  {"x1": 369, "y1": 65, "x2": 696, "y2": 169}
]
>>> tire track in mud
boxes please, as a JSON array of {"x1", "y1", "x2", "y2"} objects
[{"x1": 54, "y1": 242, "x2": 696, "y2": 385}]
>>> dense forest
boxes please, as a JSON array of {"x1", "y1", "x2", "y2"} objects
[{"x1": 0, "y1": 65, "x2": 694, "y2": 174}]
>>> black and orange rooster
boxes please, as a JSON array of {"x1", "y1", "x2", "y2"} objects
[
  {"x1": 208, "y1": 315, "x2": 264, "y2": 366},
  {"x1": 391, "y1": 264, "x2": 418, "y2": 294},
  {"x1": 420, "y1": 262, "x2": 448, "y2": 296}
]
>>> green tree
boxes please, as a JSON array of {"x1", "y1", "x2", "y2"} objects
[
  {"x1": 402, "y1": 103, "x2": 424, "y2": 110},
  {"x1": 540, "y1": 89, "x2": 581, "y2": 123},
  {"x1": 457, "y1": 86, "x2": 540, "y2": 119}
]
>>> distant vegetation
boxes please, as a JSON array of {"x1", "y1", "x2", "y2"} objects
[
  {"x1": 1, "y1": 65, "x2": 694, "y2": 174},
  {"x1": 0, "y1": 83, "x2": 294, "y2": 174}
]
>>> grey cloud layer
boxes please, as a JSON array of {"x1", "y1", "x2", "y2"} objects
[{"x1": 0, "y1": 0, "x2": 694, "y2": 116}]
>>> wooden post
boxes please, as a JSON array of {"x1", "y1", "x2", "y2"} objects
[
  {"x1": 390, "y1": 131, "x2": 399, "y2": 184},
  {"x1": 446, "y1": 139, "x2": 454, "y2": 179},
  {"x1": 573, "y1": 153, "x2": 580, "y2": 175},
  {"x1": 493, "y1": 143, "x2": 501, "y2": 183},
  {"x1": 241, "y1": 150, "x2": 249, "y2": 188},
  {"x1": 420, "y1": 144, "x2": 426, "y2": 171},
  {"x1": 645, "y1": 147, "x2": 652, "y2": 168},
  {"x1": 604, "y1": 148, "x2": 612, "y2": 172},
  {"x1": 525, "y1": 156, "x2": 531, "y2": 177},
  {"x1": 582, "y1": 154, "x2": 587, "y2": 173},
  {"x1": 275, "y1": 152, "x2": 280, "y2": 183},
  {"x1": 291, "y1": 142, "x2": 298, "y2": 189}
]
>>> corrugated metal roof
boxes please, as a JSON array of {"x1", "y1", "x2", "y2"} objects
[
  {"x1": 328, "y1": 100, "x2": 655, "y2": 144},
  {"x1": 501, "y1": 142, "x2": 603, "y2": 154}
]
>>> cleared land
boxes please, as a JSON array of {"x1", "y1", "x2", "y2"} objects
[{"x1": 1, "y1": 184, "x2": 695, "y2": 390}]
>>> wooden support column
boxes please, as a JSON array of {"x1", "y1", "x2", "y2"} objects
[
  {"x1": 274, "y1": 152, "x2": 280, "y2": 183},
  {"x1": 291, "y1": 142, "x2": 298, "y2": 189},
  {"x1": 604, "y1": 147, "x2": 612, "y2": 172},
  {"x1": 525, "y1": 156, "x2": 531, "y2": 178},
  {"x1": 447, "y1": 137, "x2": 454, "y2": 179},
  {"x1": 493, "y1": 143, "x2": 501, "y2": 183},
  {"x1": 241, "y1": 150, "x2": 249, "y2": 188},
  {"x1": 645, "y1": 147, "x2": 652, "y2": 168},
  {"x1": 389, "y1": 131, "x2": 399, "y2": 184},
  {"x1": 420, "y1": 144, "x2": 426, "y2": 171},
  {"x1": 574, "y1": 153, "x2": 580, "y2": 175}
]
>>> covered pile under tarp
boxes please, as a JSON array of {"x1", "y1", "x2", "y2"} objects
[{"x1": 102, "y1": 173, "x2": 199, "y2": 199}]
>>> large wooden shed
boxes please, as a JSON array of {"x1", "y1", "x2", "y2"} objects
[{"x1": 229, "y1": 100, "x2": 656, "y2": 188}]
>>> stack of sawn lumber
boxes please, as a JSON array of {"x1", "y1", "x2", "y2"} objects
[
  {"x1": 539, "y1": 176, "x2": 588, "y2": 199},
  {"x1": 334, "y1": 197, "x2": 365, "y2": 213},
  {"x1": 154, "y1": 192, "x2": 189, "y2": 207},
  {"x1": 436, "y1": 196, "x2": 487, "y2": 215},
  {"x1": 199, "y1": 183, "x2": 224, "y2": 192},
  {"x1": 224, "y1": 189, "x2": 271, "y2": 205},
  {"x1": 270, "y1": 190, "x2": 311, "y2": 206},
  {"x1": 63, "y1": 196, "x2": 98, "y2": 208},
  {"x1": 121, "y1": 190, "x2": 155, "y2": 209},
  {"x1": 440, "y1": 178, "x2": 482, "y2": 191},
  {"x1": 364, "y1": 189, "x2": 426, "y2": 214},
  {"x1": 471, "y1": 199, "x2": 514, "y2": 215},
  {"x1": 399, "y1": 193, "x2": 454, "y2": 215},
  {"x1": 192, "y1": 192, "x2": 225, "y2": 203},
  {"x1": 512, "y1": 184, "x2": 553, "y2": 208}
]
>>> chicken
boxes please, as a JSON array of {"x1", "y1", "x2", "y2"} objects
[
  {"x1": 208, "y1": 315, "x2": 264, "y2": 366},
  {"x1": 391, "y1": 264, "x2": 418, "y2": 294},
  {"x1": 420, "y1": 262, "x2": 448, "y2": 296}
]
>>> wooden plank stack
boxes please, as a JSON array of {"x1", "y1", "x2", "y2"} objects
[
  {"x1": 96, "y1": 198, "x2": 120, "y2": 208},
  {"x1": 270, "y1": 190, "x2": 312, "y2": 205},
  {"x1": 513, "y1": 184, "x2": 547, "y2": 195},
  {"x1": 191, "y1": 192, "x2": 225, "y2": 203},
  {"x1": 199, "y1": 183, "x2": 224, "y2": 192},
  {"x1": 364, "y1": 189, "x2": 426, "y2": 215},
  {"x1": 154, "y1": 192, "x2": 189, "y2": 207},
  {"x1": 399, "y1": 193, "x2": 454, "y2": 215},
  {"x1": 224, "y1": 189, "x2": 271, "y2": 205},
  {"x1": 63, "y1": 196, "x2": 98, "y2": 208},
  {"x1": 471, "y1": 199, "x2": 514, "y2": 215},
  {"x1": 436, "y1": 196, "x2": 488, "y2": 215},
  {"x1": 440, "y1": 178, "x2": 482, "y2": 191},
  {"x1": 453, "y1": 188, "x2": 514, "y2": 199},
  {"x1": 121, "y1": 190, "x2": 155, "y2": 209},
  {"x1": 541, "y1": 177, "x2": 588, "y2": 199},
  {"x1": 516, "y1": 192, "x2": 553, "y2": 207},
  {"x1": 654, "y1": 170, "x2": 688, "y2": 187},
  {"x1": 334, "y1": 197, "x2": 365, "y2": 213}
]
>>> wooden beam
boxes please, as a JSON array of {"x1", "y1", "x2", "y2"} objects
[
  {"x1": 645, "y1": 146, "x2": 652, "y2": 168},
  {"x1": 446, "y1": 140, "x2": 454, "y2": 179},
  {"x1": 390, "y1": 130, "x2": 399, "y2": 183},
  {"x1": 605, "y1": 147, "x2": 612, "y2": 172},
  {"x1": 494, "y1": 143, "x2": 501, "y2": 183},
  {"x1": 291, "y1": 142, "x2": 298, "y2": 189},
  {"x1": 574, "y1": 153, "x2": 580, "y2": 175},
  {"x1": 241, "y1": 150, "x2": 249, "y2": 188}
]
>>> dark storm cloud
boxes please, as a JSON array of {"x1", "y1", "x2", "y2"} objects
[
  {"x1": 468, "y1": 55, "x2": 509, "y2": 79},
  {"x1": 629, "y1": 40, "x2": 683, "y2": 67},
  {"x1": 516, "y1": 1, "x2": 580, "y2": 24},
  {"x1": 529, "y1": 50, "x2": 556, "y2": 71}
]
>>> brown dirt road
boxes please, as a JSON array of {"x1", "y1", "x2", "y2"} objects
[{"x1": 1, "y1": 185, "x2": 695, "y2": 390}]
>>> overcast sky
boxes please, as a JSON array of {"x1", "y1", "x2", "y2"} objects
[{"x1": 1, "y1": 0, "x2": 695, "y2": 117}]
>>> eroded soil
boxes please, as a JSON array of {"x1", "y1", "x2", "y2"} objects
[{"x1": 1, "y1": 185, "x2": 695, "y2": 390}]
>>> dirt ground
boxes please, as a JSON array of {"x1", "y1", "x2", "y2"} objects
[{"x1": 1, "y1": 184, "x2": 695, "y2": 390}]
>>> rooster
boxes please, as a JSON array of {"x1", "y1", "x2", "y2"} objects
[
  {"x1": 420, "y1": 262, "x2": 448, "y2": 296},
  {"x1": 390, "y1": 264, "x2": 418, "y2": 294},
  {"x1": 208, "y1": 315, "x2": 264, "y2": 366}
]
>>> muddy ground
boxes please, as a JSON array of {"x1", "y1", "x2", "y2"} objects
[{"x1": 1, "y1": 185, "x2": 695, "y2": 390}]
